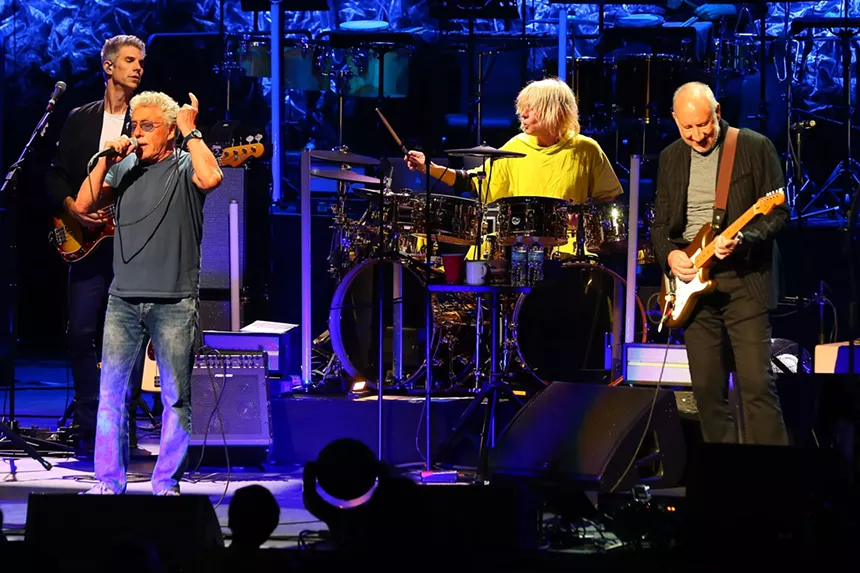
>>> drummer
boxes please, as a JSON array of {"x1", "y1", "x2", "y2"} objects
[{"x1": 404, "y1": 77, "x2": 622, "y2": 256}]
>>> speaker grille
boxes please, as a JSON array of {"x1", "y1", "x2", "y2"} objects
[
  {"x1": 190, "y1": 353, "x2": 270, "y2": 446},
  {"x1": 199, "y1": 168, "x2": 245, "y2": 290}
]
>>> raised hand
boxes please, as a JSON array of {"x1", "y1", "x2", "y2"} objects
[{"x1": 177, "y1": 92, "x2": 199, "y2": 137}]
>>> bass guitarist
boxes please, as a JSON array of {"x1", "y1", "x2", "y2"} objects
[
  {"x1": 45, "y1": 35, "x2": 149, "y2": 452},
  {"x1": 651, "y1": 81, "x2": 790, "y2": 445}
]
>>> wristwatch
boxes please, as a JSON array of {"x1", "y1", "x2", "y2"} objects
[{"x1": 182, "y1": 129, "x2": 203, "y2": 149}]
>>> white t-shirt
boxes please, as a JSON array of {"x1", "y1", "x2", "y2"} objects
[{"x1": 99, "y1": 111, "x2": 126, "y2": 152}]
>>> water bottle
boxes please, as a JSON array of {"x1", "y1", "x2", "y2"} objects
[
  {"x1": 528, "y1": 240, "x2": 544, "y2": 285},
  {"x1": 511, "y1": 237, "x2": 528, "y2": 286}
]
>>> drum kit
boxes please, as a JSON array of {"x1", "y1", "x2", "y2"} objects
[{"x1": 309, "y1": 144, "x2": 653, "y2": 393}]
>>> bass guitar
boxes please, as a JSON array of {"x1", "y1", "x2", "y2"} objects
[
  {"x1": 658, "y1": 189, "x2": 785, "y2": 331},
  {"x1": 49, "y1": 143, "x2": 265, "y2": 263}
]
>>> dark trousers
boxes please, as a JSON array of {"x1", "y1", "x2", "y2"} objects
[
  {"x1": 67, "y1": 242, "x2": 145, "y2": 444},
  {"x1": 684, "y1": 271, "x2": 790, "y2": 445}
]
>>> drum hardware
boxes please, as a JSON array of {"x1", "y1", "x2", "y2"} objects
[{"x1": 789, "y1": 15, "x2": 860, "y2": 222}]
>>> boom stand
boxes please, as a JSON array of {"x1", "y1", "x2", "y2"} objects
[{"x1": 0, "y1": 90, "x2": 77, "y2": 468}]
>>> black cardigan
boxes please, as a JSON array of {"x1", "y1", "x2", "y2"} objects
[
  {"x1": 45, "y1": 99, "x2": 131, "y2": 214},
  {"x1": 650, "y1": 119, "x2": 788, "y2": 310}
]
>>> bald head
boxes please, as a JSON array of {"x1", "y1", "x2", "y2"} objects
[
  {"x1": 672, "y1": 82, "x2": 721, "y2": 153},
  {"x1": 673, "y1": 82, "x2": 718, "y2": 115}
]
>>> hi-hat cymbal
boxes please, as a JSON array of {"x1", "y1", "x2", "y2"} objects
[
  {"x1": 444, "y1": 145, "x2": 526, "y2": 159},
  {"x1": 311, "y1": 149, "x2": 381, "y2": 166},
  {"x1": 311, "y1": 168, "x2": 381, "y2": 185}
]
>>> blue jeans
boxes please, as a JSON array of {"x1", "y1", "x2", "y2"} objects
[{"x1": 95, "y1": 295, "x2": 198, "y2": 493}]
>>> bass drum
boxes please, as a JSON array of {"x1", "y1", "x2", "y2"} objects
[
  {"x1": 329, "y1": 258, "x2": 478, "y2": 389},
  {"x1": 512, "y1": 263, "x2": 647, "y2": 383}
]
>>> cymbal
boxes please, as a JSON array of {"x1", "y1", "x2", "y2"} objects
[
  {"x1": 353, "y1": 187, "x2": 414, "y2": 200},
  {"x1": 311, "y1": 168, "x2": 381, "y2": 185},
  {"x1": 310, "y1": 149, "x2": 381, "y2": 166},
  {"x1": 444, "y1": 145, "x2": 526, "y2": 159},
  {"x1": 529, "y1": 17, "x2": 598, "y2": 25}
]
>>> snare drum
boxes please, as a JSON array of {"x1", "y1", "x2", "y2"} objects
[
  {"x1": 493, "y1": 197, "x2": 569, "y2": 247},
  {"x1": 410, "y1": 194, "x2": 479, "y2": 246},
  {"x1": 614, "y1": 54, "x2": 682, "y2": 122},
  {"x1": 238, "y1": 36, "x2": 326, "y2": 91}
]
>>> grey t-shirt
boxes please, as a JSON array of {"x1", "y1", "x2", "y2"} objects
[
  {"x1": 105, "y1": 150, "x2": 205, "y2": 298},
  {"x1": 683, "y1": 143, "x2": 721, "y2": 242}
]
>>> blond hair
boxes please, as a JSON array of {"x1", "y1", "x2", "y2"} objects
[
  {"x1": 515, "y1": 77, "x2": 580, "y2": 141},
  {"x1": 130, "y1": 91, "x2": 179, "y2": 127},
  {"x1": 101, "y1": 34, "x2": 146, "y2": 68}
]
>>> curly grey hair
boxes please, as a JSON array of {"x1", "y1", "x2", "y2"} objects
[
  {"x1": 101, "y1": 35, "x2": 146, "y2": 67},
  {"x1": 129, "y1": 91, "x2": 180, "y2": 127}
]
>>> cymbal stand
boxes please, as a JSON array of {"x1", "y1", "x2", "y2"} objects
[{"x1": 793, "y1": 12, "x2": 860, "y2": 221}]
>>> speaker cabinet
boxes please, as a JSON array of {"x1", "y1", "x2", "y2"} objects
[
  {"x1": 488, "y1": 383, "x2": 686, "y2": 492},
  {"x1": 189, "y1": 350, "x2": 271, "y2": 467},
  {"x1": 25, "y1": 493, "x2": 223, "y2": 570},
  {"x1": 200, "y1": 168, "x2": 245, "y2": 291}
]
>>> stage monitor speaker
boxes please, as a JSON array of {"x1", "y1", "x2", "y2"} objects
[
  {"x1": 488, "y1": 382, "x2": 686, "y2": 492},
  {"x1": 25, "y1": 493, "x2": 223, "y2": 569},
  {"x1": 200, "y1": 168, "x2": 245, "y2": 291},
  {"x1": 189, "y1": 350, "x2": 271, "y2": 467}
]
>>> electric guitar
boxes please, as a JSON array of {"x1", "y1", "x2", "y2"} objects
[
  {"x1": 141, "y1": 339, "x2": 160, "y2": 393},
  {"x1": 49, "y1": 143, "x2": 265, "y2": 263},
  {"x1": 658, "y1": 189, "x2": 785, "y2": 331}
]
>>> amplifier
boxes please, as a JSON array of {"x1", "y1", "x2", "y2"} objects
[
  {"x1": 190, "y1": 350, "x2": 271, "y2": 459},
  {"x1": 814, "y1": 341, "x2": 860, "y2": 374},
  {"x1": 203, "y1": 322, "x2": 298, "y2": 378},
  {"x1": 623, "y1": 343, "x2": 692, "y2": 386}
]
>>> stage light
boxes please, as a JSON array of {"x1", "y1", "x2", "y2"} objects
[{"x1": 348, "y1": 380, "x2": 369, "y2": 397}]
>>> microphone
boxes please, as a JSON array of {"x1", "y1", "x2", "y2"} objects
[
  {"x1": 791, "y1": 119, "x2": 816, "y2": 131},
  {"x1": 48, "y1": 81, "x2": 67, "y2": 108},
  {"x1": 87, "y1": 137, "x2": 139, "y2": 171}
]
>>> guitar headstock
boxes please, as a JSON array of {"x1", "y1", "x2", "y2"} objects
[
  {"x1": 753, "y1": 188, "x2": 786, "y2": 216},
  {"x1": 217, "y1": 143, "x2": 265, "y2": 168}
]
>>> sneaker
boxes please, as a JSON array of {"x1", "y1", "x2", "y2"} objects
[
  {"x1": 80, "y1": 482, "x2": 119, "y2": 495},
  {"x1": 154, "y1": 488, "x2": 179, "y2": 496}
]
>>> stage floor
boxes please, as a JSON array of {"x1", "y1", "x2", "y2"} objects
[{"x1": 1, "y1": 360, "x2": 657, "y2": 554}]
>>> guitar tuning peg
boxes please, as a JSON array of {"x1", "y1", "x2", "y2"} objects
[
  {"x1": 246, "y1": 135, "x2": 254, "y2": 143},
  {"x1": 255, "y1": 134, "x2": 263, "y2": 142}
]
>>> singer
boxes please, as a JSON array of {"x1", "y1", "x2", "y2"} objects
[
  {"x1": 76, "y1": 90, "x2": 223, "y2": 495},
  {"x1": 45, "y1": 35, "x2": 146, "y2": 452}
]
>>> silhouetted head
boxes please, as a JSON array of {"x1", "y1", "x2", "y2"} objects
[
  {"x1": 228, "y1": 485, "x2": 280, "y2": 550},
  {"x1": 314, "y1": 438, "x2": 382, "y2": 507}
]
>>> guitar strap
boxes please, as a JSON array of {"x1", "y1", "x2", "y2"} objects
[{"x1": 712, "y1": 126, "x2": 739, "y2": 233}]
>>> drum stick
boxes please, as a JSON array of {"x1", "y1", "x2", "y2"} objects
[{"x1": 375, "y1": 108, "x2": 409, "y2": 156}]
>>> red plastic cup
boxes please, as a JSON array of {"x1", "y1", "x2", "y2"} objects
[{"x1": 441, "y1": 254, "x2": 464, "y2": 284}]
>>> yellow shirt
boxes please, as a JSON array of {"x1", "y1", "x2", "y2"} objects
[
  {"x1": 476, "y1": 131, "x2": 623, "y2": 204},
  {"x1": 467, "y1": 131, "x2": 622, "y2": 257}
]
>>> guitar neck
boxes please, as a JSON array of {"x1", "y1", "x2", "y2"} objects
[{"x1": 694, "y1": 207, "x2": 760, "y2": 270}]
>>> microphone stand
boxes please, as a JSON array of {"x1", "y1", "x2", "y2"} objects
[{"x1": 0, "y1": 91, "x2": 76, "y2": 468}]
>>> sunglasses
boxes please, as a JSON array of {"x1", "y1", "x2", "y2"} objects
[{"x1": 130, "y1": 121, "x2": 164, "y2": 132}]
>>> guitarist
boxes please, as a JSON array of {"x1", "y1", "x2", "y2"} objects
[
  {"x1": 45, "y1": 35, "x2": 147, "y2": 452},
  {"x1": 651, "y1": 82, "x2": 790, "y2": 446}
]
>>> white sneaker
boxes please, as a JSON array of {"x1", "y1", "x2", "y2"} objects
[
  {"x1": 154, "y1": 489, "x2": 179, "y2": 496},
  {"x1": 80, "y1": 482, "x2": 119, "y2": 495}
]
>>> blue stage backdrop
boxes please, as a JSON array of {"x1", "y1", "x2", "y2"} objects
[{"x1": 0, "y1": 0, "x2": 856, "y2": 111}]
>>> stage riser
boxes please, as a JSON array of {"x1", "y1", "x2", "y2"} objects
[{"x1": 269, "y1": 395, "x2": 518, "y2": 467}]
